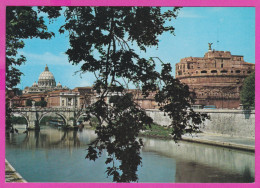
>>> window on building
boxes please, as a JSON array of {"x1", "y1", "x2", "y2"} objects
[
  {"x1": 221, "y1": 64, "x2": 223, "y2": 68},
  {"x1": 68, "y1": 98, "x2": 72, "y2": 106},
  {"x1": 236, "y1": 70, "x2": 241, "y2": 73},
  {"x1": 211, "y1": 70, "x2": 217, "y2": 73},
  {"x1": 221, "y1": 70, "x2": 228, "y2": 73},
  {"x1": 201, "y1": 70, "x2": 207, "y2": 73}
]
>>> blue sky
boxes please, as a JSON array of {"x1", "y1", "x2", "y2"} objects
[{"x1": 16, "y1": 7, "x2": 255, "y2": 90}]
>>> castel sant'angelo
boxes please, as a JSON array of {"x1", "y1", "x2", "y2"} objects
[{"x1": 175, "y1": 43, "x2": 255, "y2": 109}]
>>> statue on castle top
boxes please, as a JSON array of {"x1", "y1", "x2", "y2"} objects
[{"x1": 208, "y1": 43, "x2": 213, "y2": 51}]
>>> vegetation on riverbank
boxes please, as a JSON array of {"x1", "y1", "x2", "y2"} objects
[
  {"x1": 11, "y1": 117, "x2": 27, "y2": 124},
  {"x1": 139, "y1": 124, "x2": 173, "y2": 139},
  {"x1": 85, "y1": 119, "x2": 201, "y2": 140},
  {"x1": 85, "y1": 118, "x2": 173, "y2": 139},
  {"x1": 86, "y1": 117, "x2": 100, "y2": 130}
]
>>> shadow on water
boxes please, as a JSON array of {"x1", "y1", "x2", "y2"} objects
[{"x1": 242, "y1": 166, "x2": 254, "y2": 183}]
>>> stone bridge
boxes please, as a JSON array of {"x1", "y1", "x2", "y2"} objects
[{"x1": 11, "y1": 107, "x2": 87, "y2": 129}]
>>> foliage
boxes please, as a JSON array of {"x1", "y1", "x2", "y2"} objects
[
  {"x1": 35, "y1": 100, "x2": 47, "y2": 107},
  {"x1": 5, "y1": 7, "x2": 61, "y2": 129},
  {"x1": 6, "y1": 7, "x2": 60, "y2": 89},
  {"x1": 140, "y1": 123, "x2": 173, "y2": 139},
  {"x1": 11, "y1": 116, "x2": 28, "y2": 124},
  {"x1": 240, "y1": 72, "x2": 255, "y2": 109},
  {"x1": 61, "y1": 7, "x2": 209, "y2": 182},
  {"x1": 26, "y1": 99, "x2": 32, "y2": 107}
]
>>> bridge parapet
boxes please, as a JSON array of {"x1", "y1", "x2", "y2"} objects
[{"x1": 11, "y1": 107, "x2": 86, "y2": 112}]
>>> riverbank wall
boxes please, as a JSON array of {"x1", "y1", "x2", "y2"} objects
[
  {"x1": 5, "y1": 159, "x2": 27, "y2": 183},
  {"x1": 145, "y1": 109, "x2": 255, "y2": 138}
]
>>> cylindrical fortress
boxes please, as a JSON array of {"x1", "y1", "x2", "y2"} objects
[{"x1": 175, "y1": 50, "x2": 255, "y2": 109}]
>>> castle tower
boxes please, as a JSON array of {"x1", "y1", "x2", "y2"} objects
[{"x1": 175, "y1": 50, "x2": 255, "y2": 109}]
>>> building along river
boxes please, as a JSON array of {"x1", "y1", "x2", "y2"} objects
[{"x1": 5, "y1": 124, "x2": 254, "y2": 183}]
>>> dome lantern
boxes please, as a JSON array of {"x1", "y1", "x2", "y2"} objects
[{"x1": 45, "y1": 64, "x2": 49, "y2": 71}]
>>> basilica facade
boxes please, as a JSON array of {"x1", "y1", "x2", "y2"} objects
[{"x1": 23, "y1": 64, "x2": 68, "y2": 94}]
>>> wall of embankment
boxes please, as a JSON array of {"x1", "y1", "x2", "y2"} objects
[{"x1": 145, "y1": 109, "x2": 255, "y2": 138}]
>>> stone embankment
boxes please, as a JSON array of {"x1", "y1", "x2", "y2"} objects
[
  {"x1": 5, "y1": 159, "x2": 27, "y2": 183},
  {"x1": 146, "y1": 109, "x2": 255, "y2": 138},
  {"x1": 145, "y1": 109, "x2": 255, "y2": 151},
  {"x1": 182, "y1": 133, "x2": 254, "y2": 152}
]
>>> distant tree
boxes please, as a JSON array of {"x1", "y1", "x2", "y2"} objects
[
  {"x1": 26, "y1": 99, "x2": 32, "y2": 107},
  {"x1": 60, "y1": 7, "x2": 208, "y2": 182},
  {"x1": 35, "y1": 100, "x2": 47, "y2": 107},
  {"x1": 5, "y1": 7, "x2": 61, "y2": 129},
  {"x1": 240, "y1": 72, "x2": 255, "y2": 109},
  {"x1": 11, "y1": 116, "x2": 27, "y2": 124}
]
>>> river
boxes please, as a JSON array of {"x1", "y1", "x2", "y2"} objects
[{"x1": 5, "y1": 124, "x2": 254, "y2": 183}]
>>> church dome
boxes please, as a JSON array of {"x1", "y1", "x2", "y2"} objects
[
  {"x1": 38, "y1": 65, "x2": 55, "y2": 80},
  {"x1": 38, "y1": 64, "x2": 56, "y2": 87}
]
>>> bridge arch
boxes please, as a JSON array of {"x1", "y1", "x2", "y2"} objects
[
  {"x1": 76, "y1": 112, "x2": 90, "y2": 123},
  {"x1": 10, "y1": 112, "x2": 29, "y2": 126},
  {"x1": 39, "y1": 112, "x2": 67, "y2": 126}
]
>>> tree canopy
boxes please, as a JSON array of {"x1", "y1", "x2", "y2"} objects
[
  {"x1": 240, "y1": 72, "x2": 255, "y2": 109},
  {"x1": 60, "y1": 7, "x2": 208, "y2": 182},
  {"x1": 6, "y1": 6, "x2": 61, "y2": 128}
]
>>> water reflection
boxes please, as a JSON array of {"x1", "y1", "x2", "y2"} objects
[
  {"x1": 141, "y1": 137, "x2": 255, "y2": 182},
  {"x1": 6, "y1": 125, "x2": 97, "y2": 149},
  {"x1": 6, "y1": 125, "x2": 254, "y2": 183}
]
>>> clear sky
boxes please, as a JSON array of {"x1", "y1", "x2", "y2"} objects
[{"x1": 15, "y1": 7, "x2": 255, "y2": 90}]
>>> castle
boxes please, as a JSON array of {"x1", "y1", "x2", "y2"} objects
[{"x1": 175, "y1": 45, "x2": 255, "y2": 109}]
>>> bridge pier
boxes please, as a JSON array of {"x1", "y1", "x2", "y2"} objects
[
  {"x1": 27, "y1": 120, "x2": 40, "y2": 130},
  {"x1": 67, "y1": 119, "x2": 76, "y2": 128},
  {"x1": 27, "y1": 111, "x2": 40, "y2": 130}
]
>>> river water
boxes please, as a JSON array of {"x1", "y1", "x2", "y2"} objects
[{"x1": 5, "y1": 124, "x2": 254, "y2": 183}]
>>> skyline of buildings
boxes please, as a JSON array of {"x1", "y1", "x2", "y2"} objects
[
  {"x1": 15, "y1": 7, "x2": 255, "y2": 90},
  {"x1": 8, "y1": 48, "x2": 255, "y2": 110}
]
